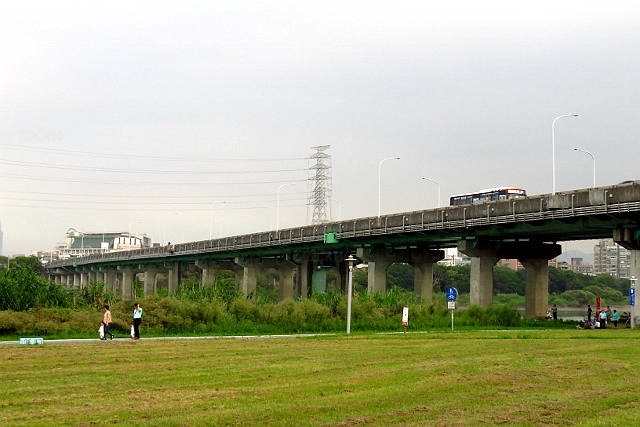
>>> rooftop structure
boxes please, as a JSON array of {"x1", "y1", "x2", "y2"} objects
[{"x1": 56, "y1": 228, "x2": 151, "y2": 259}]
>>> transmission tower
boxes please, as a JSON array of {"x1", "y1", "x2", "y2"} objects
[{"x1": 309, "y1": 145, "x2": 332, "y2": 224}]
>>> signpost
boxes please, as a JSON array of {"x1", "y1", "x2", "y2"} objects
[
  {"x1": 446, "y1": 287, "x2": 458, "y2": 331},
  {"x1": 631, "y1": 276, "x2": 637, "y2": 329},
  {"x1": 402, "y1": 306, "x2": 409, "y2": 333}
]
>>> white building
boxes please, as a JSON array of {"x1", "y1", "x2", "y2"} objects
[
  {"x1": 55, "y1": 228, "x2": 151, "y2": 259},
  {"x1": 593, "y1": 239, "x2": 631, "y2": 278},
  {"x1": 438, "y1": 248, "x2": 471, "y2": 267}
]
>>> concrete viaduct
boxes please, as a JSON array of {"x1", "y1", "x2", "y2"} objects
[{"x1": 45, "y1": 182, "x2": 640, "y2": 321}]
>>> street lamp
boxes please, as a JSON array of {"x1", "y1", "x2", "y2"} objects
[
  {"x1": 276, "y1": 183, "x2": 297, "y2": 232},
  {"x1": 420, "y1": 177, "x2": 441, "y2": 208},
  {"x1": 378, "y1": 156, "x2": 400, "y2": 217},
  {"x1": 345, "y1": 254, "x2": 357, "y2": 334},
  {"x1": 572, "y1": 147, "x2": 596, "y2": 188},
  {"x1": 552, "y1": 114, "x2": 579, "y2": 195}
]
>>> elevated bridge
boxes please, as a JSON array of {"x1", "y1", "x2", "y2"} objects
[{"x1": 45, "y1": 182, "x2": 640, "y2": 321}]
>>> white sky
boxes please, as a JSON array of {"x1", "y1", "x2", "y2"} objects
[{"x1": 1, "y1": 1, "x2": 639, "y2": 259}]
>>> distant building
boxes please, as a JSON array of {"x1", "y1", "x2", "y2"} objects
[
  {"x1": 593, "y1": 239, "x2": 631, "y2": 278},
  {"x1": 438, "y1": 248, "x2": 471, "y2": 267},
  {"x1": 497, "y1": 259, "x2": 523, "y2": 271},
  {"x1": 55, "y1": 228, "x2": 151, "y2": 259},
  {"x1": 570, "y1": 257, "x2": 594, "y2": 275}
]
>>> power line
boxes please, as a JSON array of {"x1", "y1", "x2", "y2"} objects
[
  {"x1": 0, "y1": 189, "x2": 309, "y2": 200},
  {"x1": 0, "y1": 159, "x2": 307, "y2": 175},
  {"x1": 0, "y1": 195, "x2": 308, "y2": 206},
  {"x1": 0, "y1": 202, "x2": 309, "y2": 212},
  {"x1": 0, "y1": 143, "x2": 308, "y2": 162},
  {"x1": 0, "y1": 173, "x2": 309, "y2": 186}
]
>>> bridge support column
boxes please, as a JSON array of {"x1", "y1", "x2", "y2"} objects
[
  {"x1": 88, "y1": 271, "x2": 98, "y2": 284},
  {"x1": 458, "y1": 240, "x2": 498, "y2": 307},
  {"x1": 73, "y1": 273, "x2": 81, "y2": 290},
  {"x1": 469, "y1": 257, "x2": 498, "y2": 307},
  {"x1": 235, "y1": 257, "x2": 258, "y2": 298},
  {"x1": 460, "y1": 239, "x2": 561, "y2": 315},
  {"x1": 167, "y1": 263, "x2": 180, "y2": 293},
  {"x1": 275, "y1": 261, "x2": 297, "y2": 301},
  {"x1": 103, "y1": 268, "x2": 117, "y2": 293},
  {"x1": 520, "y1": 259, "x2": 550, "y2": 320},
  {"x1": 143, "y1": 267, "x2": 158, "y2": 296},
  {"x1": 195, "y1": 260, "x2": 217, "y2": 287},
  {"x1": 357, "y1": 246, "x2": 392, "y2": 295},
  {"x1": 120, "y1": 267, "x2": 135, "y2": 300},
  {"x1": 81, "y1": 272, "x2": 90, "y2": 289},
  {"x1": 518, "y1": 244, "x2": 562, "y2": 320},
  {"x1": 299, "y1": 260, "x2": 311, "y2": 298},
  {"x1": 407, "y1": 249, "x2": 445, "y2": 301}
]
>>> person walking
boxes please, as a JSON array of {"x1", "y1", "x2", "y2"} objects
[
  {"x1": 103, "y1": 305, "x2": 114, "y2": 340},
  {"x1": 551, "y1": 304, "x2": 558, "y2": 320},
  {"x1": 587, "y1": 305, "x2": 593, "y2": 323},
  {"x1": 132, "y1": 303, "x2": 143, "y2": 340}
]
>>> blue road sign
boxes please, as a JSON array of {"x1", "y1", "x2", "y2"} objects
[
  {"x1": 630, "y1": 287, "x2": 635, "y2": 307},
  {"x1": 446, "y1": 287, "x2": 458, "y2": 301}
]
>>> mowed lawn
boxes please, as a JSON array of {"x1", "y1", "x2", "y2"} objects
[{"x1": 2, "y1": 330, "x2": 640, "y2": 426}]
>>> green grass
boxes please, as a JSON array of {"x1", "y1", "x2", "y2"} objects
[{"x1": 2, "y1": 329, "x2": 640, "y2": 425}]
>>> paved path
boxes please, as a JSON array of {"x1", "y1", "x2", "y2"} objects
[{"x1": 0, "y1": 333, "x2": 336, "y2": 346}]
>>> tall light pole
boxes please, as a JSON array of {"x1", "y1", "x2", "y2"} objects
[
  {"x1": 573, "y1": 147, "x2": 596, "y2": 188},
  {"x1": 420, "y1": 177, "x2": 441, "y2": 208},
  {"x1": 276, "y1": 183, "x2": 297, "y2": 232},
  {"x1": 552, "y1": 114, "x2": 579, "y2": 195},
  {"x1": 345, "y1": 254, "x2": 356, "y2": 334},
  {"x1": 378, "y1": 156, "x2": 400, "y2": 217}
]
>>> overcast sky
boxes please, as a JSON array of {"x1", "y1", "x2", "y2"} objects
[{"x1": 1, "y1": 1, "x2": 639, "y2": 259}]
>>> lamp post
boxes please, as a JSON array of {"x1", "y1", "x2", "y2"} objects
[
  {"x1": 345, "y1": 254, "x2": 356, "y2": 334},
  {"x1": 572, "y1": 147, "x2": 596, "y2": 188},
  {"x1": 552, "y1": 114, "x2": 579, "y2": 195},
  {"x1": 276, "y1": 183, "x2": 297, "y2": 232},
  {"x1": 378, "y1": 156, "x2": 400, "y2": 217},
  {"x1": 420, "y1": 177, "x2": 441, "y2": 208}
]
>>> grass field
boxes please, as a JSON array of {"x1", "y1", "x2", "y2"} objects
[{"x1": 2, "y1": 329, "x2": 640, "y2": 426}]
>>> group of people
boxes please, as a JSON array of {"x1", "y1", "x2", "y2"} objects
[
  {"x1": 579, "y1": 304, "x2": 621, "y2": 329},
  {"x1": 99, "y1": 303, "x2": 143, "y2": 340}
]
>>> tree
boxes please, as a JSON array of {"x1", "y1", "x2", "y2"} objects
[{"x1": 0, "y1": 256, "x2": 72, "y2": 310}]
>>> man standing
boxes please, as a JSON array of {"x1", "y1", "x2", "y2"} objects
[
  {"x1": 132, "y1": 303, "x2": 142, "y2": 340},
  {"x1": 103, "y1": 305, "x2": 114, "y2": 340}
]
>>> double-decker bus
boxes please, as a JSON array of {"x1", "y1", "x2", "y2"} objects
[{"x1": 449, "y1": 187, "x2": 526, "y2": 206}]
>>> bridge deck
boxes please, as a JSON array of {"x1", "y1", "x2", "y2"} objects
[{"x1": 46, "y1": 183, "x2": 640, "y2": 269}]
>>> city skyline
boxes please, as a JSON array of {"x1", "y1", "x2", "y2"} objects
[{"x1": 2, "y1": 1, "x2": 640, "y2": 255}]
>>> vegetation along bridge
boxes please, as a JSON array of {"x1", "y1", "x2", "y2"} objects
[{"x1": 45, "y1": 182, "x2": 640, "y2": 320}]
